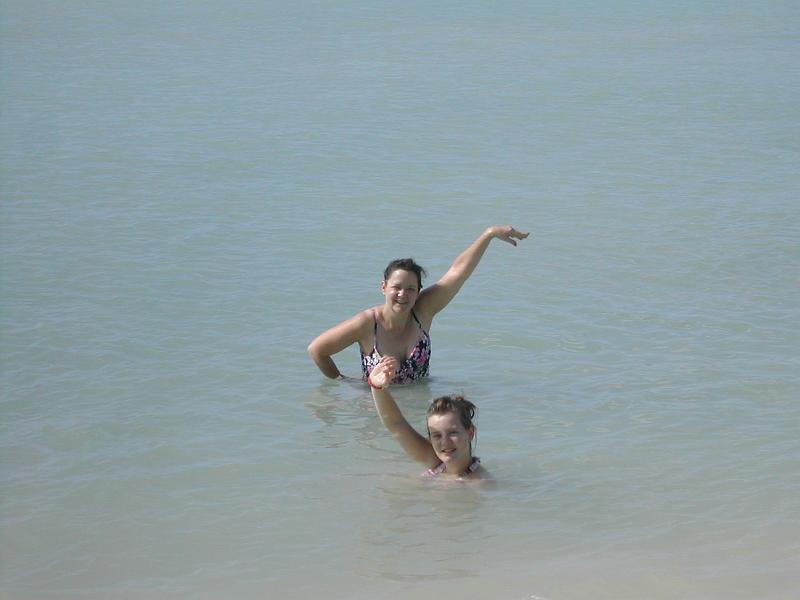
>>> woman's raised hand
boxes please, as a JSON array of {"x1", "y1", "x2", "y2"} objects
[
  {"x1": 369, "y1": 356, "x2": 398, "y2": 389},
  {"x1": 490, "y1": 225, "x2": 529, "y2": 247}
]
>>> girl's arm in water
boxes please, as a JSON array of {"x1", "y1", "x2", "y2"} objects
[
  {"x1": 414, "y1": 225, "x2": 529, "y2": 323},
  {"x1": 369, "y1": 357, "x2": 439, "y2": 468}
]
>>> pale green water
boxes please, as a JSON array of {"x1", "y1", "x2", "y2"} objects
[{"x1": 1, "y1": 2, "x2": 799, "y2": 599}]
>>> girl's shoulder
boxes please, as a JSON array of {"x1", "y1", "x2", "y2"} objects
[{"x1": 470, "y1": 464, "x2": 493, "y2": 481}]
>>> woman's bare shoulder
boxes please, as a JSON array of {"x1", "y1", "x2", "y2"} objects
[
  {"x1": 354, "y1": 306, "x2": 387, "y2": 341},
  {"x1": 339, "y1": 307, "x2": 376, "y2": 328},
  {"x1": 356, "y1": 306, "x2": 386, "y2": 327}
]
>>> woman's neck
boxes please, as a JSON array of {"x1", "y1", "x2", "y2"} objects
[{"x1": 379, "y1": 305, "x2": 411, "y2": 331}]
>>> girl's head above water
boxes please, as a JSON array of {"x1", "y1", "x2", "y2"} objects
[
  {"x1": 426, "y1": 395, "x2": 476, "y2": 431},
  {"x1": 368, "y1": 356, "x2": 487, "y2": 479},
  {"x1": 425, "y1": 395, "x2": 477, "y2": 469}
]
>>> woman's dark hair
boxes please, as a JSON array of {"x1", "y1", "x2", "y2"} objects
[
  {"x1": 426, "y1": 395, "x2": 477, "y2": 431},
  {"x1": 383, "y1": 258, "x2": 427, "y2": 290}
]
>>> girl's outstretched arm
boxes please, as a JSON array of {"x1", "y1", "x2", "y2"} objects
[
  {"x1": 369, "y1": 357, "x2": 439, "y2": 467},
  {"x1": 416, "y1": 225, "x2": 529, "y2": 320}
]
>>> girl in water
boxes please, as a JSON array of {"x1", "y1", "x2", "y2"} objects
[
  {"x1": 368, "y1": 356, "x2": 488, "y2": 480},
  {"x1": 308, "y1": 225, "x2": 528, "y2": 385}
]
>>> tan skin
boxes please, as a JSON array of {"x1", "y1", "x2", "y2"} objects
[
  {"x1": 369, "y1": 356, "x2": 488, "y2": 479},
  {"x1": 307, "y1": 225, "x2": 529, "y2": 382}
]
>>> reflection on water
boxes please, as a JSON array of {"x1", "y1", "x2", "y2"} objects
[{"x1": 305, "y1": 378, "x2": 442, "y2": 447}]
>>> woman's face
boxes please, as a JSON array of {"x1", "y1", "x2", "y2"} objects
[
  {"x1": 427, "y1": 412, "x2": 474, "y2": 468},
  {"x1": 381, "y1": 269, "x2": 420, "y2": 313}
]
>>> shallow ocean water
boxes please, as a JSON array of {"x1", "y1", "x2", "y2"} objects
[{"x1": 1, "y1": 1, "x2": 799, "y2": 598}]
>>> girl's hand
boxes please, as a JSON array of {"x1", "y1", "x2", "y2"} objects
[
  {"x1": 369, "y1": 356, "x2": 398, "y2": 389},
  {"x1": 489, "y1": 225, "x2": 529, "y2": 247}
]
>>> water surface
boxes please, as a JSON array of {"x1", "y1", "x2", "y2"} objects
[{"x1": 1, "y1": 1, "x2": 798, "y2": 598}]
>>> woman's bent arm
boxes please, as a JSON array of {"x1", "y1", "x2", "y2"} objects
[{"x1": 308, "y1": 311, "x2": 370, "y2": 379}]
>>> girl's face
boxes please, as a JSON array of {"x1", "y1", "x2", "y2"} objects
[
  {"x1": 381, "y1": 269, "x2": 420, "y2": 313},
  {"x1": 427, "y1": 412, "x2": 475, "y2": 468}
]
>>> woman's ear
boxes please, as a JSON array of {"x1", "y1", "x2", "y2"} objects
[{"x1": 469, "y1": 426, "x2": 475, "y2": 441}]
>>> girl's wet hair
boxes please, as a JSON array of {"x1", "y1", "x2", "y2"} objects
[
  {"x1": 426, "y1": 395, "x2": 477, "y2": 431},
  {"x1": 383, "y1": 258, "x2": 427, "y2": 290}
]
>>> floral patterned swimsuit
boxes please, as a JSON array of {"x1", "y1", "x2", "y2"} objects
[
  {"x1": 425, "y1": 457, "x2": 481, "y2": 478},
  {"x1": 361, "y1": 309, "x2": 431, "y2": 385}
]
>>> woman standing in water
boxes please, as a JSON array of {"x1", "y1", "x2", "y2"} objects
[
  {"x1": 308, "y1": 225, "x2": 528, "y2": 385},
  {"x1": 368, "y1": 356, "x2": 488, "y2": 480}
]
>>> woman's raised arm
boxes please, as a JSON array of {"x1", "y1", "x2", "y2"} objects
[{"x1": 416, "y1": 225, "x2": 529, "y2": 319}]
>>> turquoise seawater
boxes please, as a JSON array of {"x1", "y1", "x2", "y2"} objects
[{"x1": 2, "y1": 1, "x2": 798, "y2": 598}]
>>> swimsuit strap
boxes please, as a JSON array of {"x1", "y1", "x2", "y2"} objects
[
  {"x1": 371, "y1": 309, "x2": 380, "y2": 354},
  {"x1": 410, "y1": 309, "x2": 428, "y2": 335},
  {"x1": 426, "y1": 462, "x2": 447, "y2": 476},
  {"x1": 426, "y1": 457, "x2": 481, "y2": 477}
]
